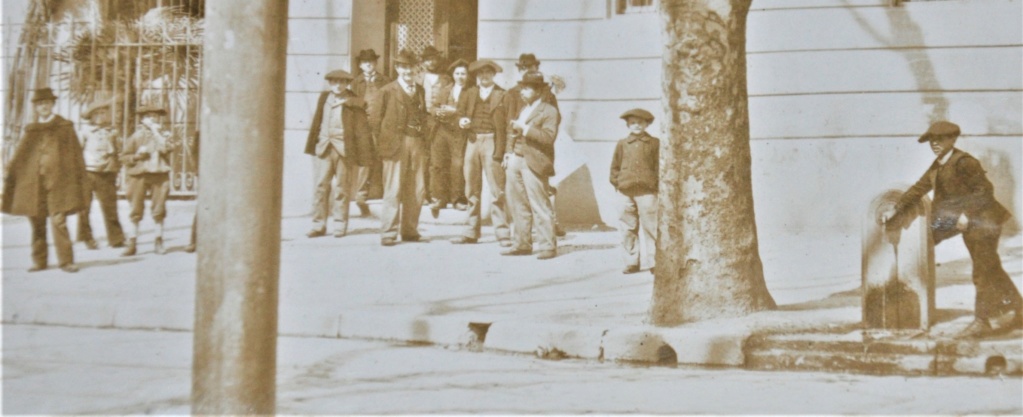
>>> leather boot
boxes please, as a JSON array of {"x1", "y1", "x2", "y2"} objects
[{"x1": 121, "y1": 238, "x2": 137, "y2": 257}]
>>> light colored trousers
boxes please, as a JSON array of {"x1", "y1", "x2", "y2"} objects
[
  {"x1": 381, "y1": 135, "x2": 427, "y2": 240},
  {"x1": 619, "y1": 192, "x2": 657, "y2": 268},
  {"x1": 312, "y1": 148, "x2": 357, "y2": 233},
  {"x1": 506, "y1": 154, "x2": 556, "y2": 252},
  {"x1": 462, "y1": 133, "x2": 511, "y2": 241}
]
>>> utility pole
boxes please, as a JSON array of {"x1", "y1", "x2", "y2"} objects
[{"x1": 191, "y1": 0, "x2": 288, "y2": 414}]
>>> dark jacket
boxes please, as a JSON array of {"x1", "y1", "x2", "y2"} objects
[
  {"x1": 351, "y1": 71, "x2": 391, "y2": 99},
  {"x1": 457, "y1": 85, "x2": 507, "y2": 161},
  {"x1": 893, "y1": 148, "x2": 1011, "y2": 242},
  {"x1": 610, "y1": 132, "x2": 660, "y2": 195},
  {"x1": 507, "y1": 100, "x2": 559, "y2": 178},
  {"x1": 369, "y1": 80, "x2": 428, "y2": 160},
  {"x1": 303, "y1": 90, "x2": 376, "y2": 166},
  {"x1": 121, "y1": 124, "x2": 177, "y2": 176},
  {"x1": 2, "y1": 115, "x2": 87, "y2": 217}
]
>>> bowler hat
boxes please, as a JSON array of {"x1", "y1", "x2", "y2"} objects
[
  {"x1": 136, "y1": 105, "x2": 167, "y2": 116},
  {"x1": 515, "y1": 53, "x2": 540, "y2": 69},
  {"x1": 421, "y1": 46, "x2": 443, "y2": 60},
  {"x1": 356, "y1": 49, "x2": 380, "y2": 62},
  {"x1": 447, "y1": 59, "x2": 470, "y2": 74},
  {"x1": 394, "y1": 49, "x2": 419, "y2": 66},
  {"x1": 325, "y1": 69, "x2": 353, "y2": 81},
  {"x1": 620, "y1": 108, "x2": 655, "y2": 123},
  {"x1": 31, "y1": 88, "x2": 58, "y2": 103},
  {"x1": 83, "y1": 97, "x2": 116, "y2": 118},
  {"x1": 918, "y1": 121, "x2": 960, "y2": 143},
  {"x1": 468, "y1": 59, "x2": 502, "y2": 74},
  {"x1": 517, "y1": 70, "x2": 546, "y2": 88}
]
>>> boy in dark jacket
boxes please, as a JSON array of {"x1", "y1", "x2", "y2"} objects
[{"x1": 610, "y1": 108, "x2": 659, "y2": 274}]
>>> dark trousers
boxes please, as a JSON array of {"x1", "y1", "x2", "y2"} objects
[
  {"x1": 30, "y1": 183, "x2": 74, "y2": 267},
  {"x1": 961, "y1": 222, "x2": 1023, "y2": 320},
  {"x1": 429, "y1": 124, "x2": 467, "y2": 205},
  {"x1": 126, "y1": 173, "x2": 170, "y2": 223},
  {"x1": 77, "y1": 171, "x2": 125, "y2": 245}
]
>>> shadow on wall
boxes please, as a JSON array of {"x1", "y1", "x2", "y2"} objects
[
  {"x1": 555, "y1": 165, "x2": 604, "y2": 226},
  {"x1": 974, "y1": 148, "x2": 1021, "y2": 236}
]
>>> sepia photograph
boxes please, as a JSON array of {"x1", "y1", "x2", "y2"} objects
[{"x1": 1, "y1": 0, "x2": 1021, "y2": 414}]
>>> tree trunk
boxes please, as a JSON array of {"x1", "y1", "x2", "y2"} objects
[{"x1": 650, "y1": 0, "x2": 776, "y2": 326}]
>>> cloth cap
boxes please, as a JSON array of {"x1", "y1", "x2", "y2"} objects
[
  {"x1": 918, "y1": 121, "x2": 960, "y2": 143},
  {"x1": 620, "y1": 108, "x2": 655, "y2": 123},
  {"x1": 325, "y1": 69, "x2": 353, "y2": 81}
]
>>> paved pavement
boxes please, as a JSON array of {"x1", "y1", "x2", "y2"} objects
[
  {"x1": 5, "y1": 324, "x2": 1022, "y2": 415},
  {"x1": 2, "y1": 200, "x2": 1021, "y2": 367}
]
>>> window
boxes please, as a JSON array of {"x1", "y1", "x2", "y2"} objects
[{"x1": 616, "y1": 0, "x2": 657, "y2": 14}]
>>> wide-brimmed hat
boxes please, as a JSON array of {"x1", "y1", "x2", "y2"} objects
[
  {"x1": 517, "y1": 70, "x2": 546, "y2": 88},
  {"x1": 356, "y1": 49, "x2": 380, "y2": 62},
  {"x1": 447, "y1": 59, "x2": 470, "y2": 74},
  {"x1": 918, "y1": 121, "x2": 960, "y2": 143},
  {"x1": 468, "y1": 59, "x2": 502, "y2": 74},
  {"x1": 136, "y1": 105, "x2": 167, "y2": 116},
  {"x1": 325, "y1": 69, "x2": 353, "y2": 81},
  {"x1": 421, "y1": 45, "x2": 443, "y2": 60},
  {"x1": 515, "y1": 53, "x2": 540, "y2": 69},
  {"x1": 83, "y1": 97, "x2": 116, "y2": 118},
  {"x1": 620, "y1": 108, "x2": 655, "y2": 123},
  {"x1": 31, "y1": 88, "x2": 58, "y2": 103},
  {"x1": 394, "y1": 49, "x2": 419, "y2": 66}
]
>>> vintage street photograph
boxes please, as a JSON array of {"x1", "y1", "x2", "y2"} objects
[{"x1": 2, "y1": 0, "x2": 1022, "y2": 414}]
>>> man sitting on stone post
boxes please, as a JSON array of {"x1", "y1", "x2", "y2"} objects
[{"x1": 882, "y1": 121, "x2": 1022, "y2": 338}]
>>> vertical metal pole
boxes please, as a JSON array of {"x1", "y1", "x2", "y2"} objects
[{"x1": 191, "y1": 0, "x2": 288, "y2": 414}]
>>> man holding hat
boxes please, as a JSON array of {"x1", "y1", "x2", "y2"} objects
[
  {"x1": 2, "y1": 87, "x2": 87, "y2": 273},
  {"x1": 428, "y1": 58, "x2": 471, "y2": 218},
  {"x1": 883, "y1": 121, "x2": 1022, "y2": 338},
  {"x1": 502, "y1": 70, "x2": 560, "y2": 260},
  {"x1": 452, "y1": 59, "x2": 512, "y2": 245},
  {"x1": 351, "y1": 48, "x2": 390, "y2": 216},
  {"x1": 610, "y1": 108, "x2": 660, "y2": 274},
  {"x1": 77, "y1": 96, "x2": 126, "y2": 250},
  {"x1": 120, "y1": 104, "x2": 177, "y2": 256},
  {"x1": 304, "y1": 69, "x2": 375, "y2": 238},
  {"x1": 369, "y1": 49, "x2": 430, "y2": 246}
]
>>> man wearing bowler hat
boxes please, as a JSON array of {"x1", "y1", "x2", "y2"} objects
[
  {"x1": 3, "y1": 88, "x2": 88, "y2": 272},
  {"x1": 351, "y1": 48, "x2": 390, "y2": 216},
  {"x1": 883, "y1": 121, "x2": 1022, "y2": 338},
  {"x1": 369, "y1": 49, "x2": 429, "y2": 246},
  {"x1": 120, "y1": 104, "x2": 176, "y2": 256},
  {"x1": 502, "y1": 71, "x2": 560, "y2": 260},
  {"x1": 77, "y1": 96, "x2": 126, "y2": 250},
  {"x1": 304, "y1": 69, "x2": 375, "y2": 238}
]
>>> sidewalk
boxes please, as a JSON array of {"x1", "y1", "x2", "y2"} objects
[{"x1": 3, "y1": 200, "x2": 1021, "y2": 373}]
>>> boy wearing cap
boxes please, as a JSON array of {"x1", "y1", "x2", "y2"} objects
[
  {"x1": 351, "y1": 49, "x2": 390, "y2": 216},
  {"x1": 303, "y1": 69, "x2": 375, "y2": 238},
  {"x1": 369, "y1": 49, "x2": 429, "y2": 246},
  {"x1": 502, "y1": 70, "x2": 560, "y2": 260},
  {"x1": 2, "y1": 88, "x2": 87, "y2": 273},
  {"x1": 883, "y1": 121, "x2": 1021, "y2": 338},
  {"x1": 120, "y1": 105, "x2": 177, "y2": 256},
  {"x1": 451, "y1": 59, "x2": 511, "y2": 246},
  {"x1": 428, "y1": 58, "x2": 471, "y2": 218},
  {"x1": 77, "y1": 97, "x2": 126, "y2": 250},
  {"x1": 610, "y1": 109, "x2": 659, "y2": 274}
]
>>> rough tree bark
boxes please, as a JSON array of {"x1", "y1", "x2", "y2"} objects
[{"x1": 650, "y1": 0, "x2": 776, "y2": 326}]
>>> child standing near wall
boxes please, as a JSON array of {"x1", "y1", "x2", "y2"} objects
[{"x1": 609, "y1": 108, "x2": 659, "y2": 274}]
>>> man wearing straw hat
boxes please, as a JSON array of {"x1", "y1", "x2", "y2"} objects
[
  {"x1": 2, "y1": 87, "x2": 88, "y2": 273},
  {"x1": 120, "y1": 104, "x2": 176, "y2": 256},
  {"x1": 76, "y1": 96, "x2": 126, "y2": 250}
]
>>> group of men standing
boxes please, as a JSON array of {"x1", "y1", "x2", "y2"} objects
[{"x1": 305, "y1": 49, "x2": 564, "y2": 259}]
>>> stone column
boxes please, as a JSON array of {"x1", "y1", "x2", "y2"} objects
[
  {"x1": 191, "y1": 0, "x2": 288, "y2": 414},
  {"x1": 862, "y1": 188, "x2": 936, "y2": 331}
]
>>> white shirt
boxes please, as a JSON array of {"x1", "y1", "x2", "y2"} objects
[
  {"x1": 936, "y1": 149, "x2": 954, "y2": 165},
  {"x1": 37, "y1": 114, "x2": 55, "y2": 123},
  {"x1": 515, "y1": 98, "x2": 542, "y2": 138},
  {"x1": 452, "y1": 84, "x2": 463, "y2": 102},
  {"x1": 478, "y1": 84, "x2": 494, "y2": 101},
  {"x1": 397, "y1": 77, "x2": 415, "y2": 96}
]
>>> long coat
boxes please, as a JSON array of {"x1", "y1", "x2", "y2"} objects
[
  {"x1": 507, "y1": 101, "x2": 559, "y2": 178},
  {"x1": 2, "y1": 116, "x2": 87, "y2": 217},
  {"x1": 457, "y1": 85, "x2": 508, "y2": 161},
  {"x1": 304, "y1": 90, "x2": 376, "y2": 167},
  {"x1": 369, "y1": 81, "x2": 427, "y2": 160}
]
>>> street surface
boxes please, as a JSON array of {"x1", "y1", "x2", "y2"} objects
[{"x1": 4, "y1": 324, "x2": 1021, "y2": 415}]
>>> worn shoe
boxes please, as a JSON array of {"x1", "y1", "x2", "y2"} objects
[
  {"x1": 501, "y1": 248, "x2": 532, "y2": 256},
  {"x1": 454, "y1": 202, "x2": 468, "y2": 211},
  {"x1": 333, "y1": 229, "x2": 347, "y2": 238},
  {"x1": 430, "y1": 202, "x2": 442, "y2": 219},
  {"x1": 110, "y1": 241, "x2": 126, "y2": 248},
  {"x1": 306, "y1": 229, "x2": 327, "y2": 238},
  {"x1": 121, "y1": 238, "x2": 137, "y2": 257},
  {"x1": 84, "y1": 239, "x2": 99, "y2": 250},
  {"x1": 955, "y1": 318, "x2": 992, "y2": 339},
  {"x1": 450, "y1": 237, "x2": 478, "y2": 244},
  {"x1": 60, "y1": 264, "x2": 79, "y2": 273},
  {"x1": 990, "y1": 307, "x2": 1023, "y2": 331},
  {"x1": 401, "y1": 234, "x2": 423, "y2": 242},
  {"x1": 184, "y1": 243, "x2": 196, "y2": 253},
  {"x1": 555, "y1": 224, "x2": 567, "y2": 238},
  {"x1": 357, "y1": 202, "x2": 371, "y2": 217},
  {"x1": 27, "y1": 265, "x2": 47, "y2": 273},
  {"x1": 536, "y1": 250, "x2": 557, "y2": 260},
  {"x1": 623, "y1": 265, "x2": 641, "y2": 274},
  {"x1": 498, "y1": 239, "x2": 514, "y2": 248},
  {"x1": 381, "y1": 238, "x2": 398, "y2": 247},
  {"x1": 154, "y1": 237, "x2": 166, "y2": 255}
]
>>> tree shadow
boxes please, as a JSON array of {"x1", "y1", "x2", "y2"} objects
[
  {"x1": 556, "y1": 243, "x2": 617, "y2": 256},
  {"x1": 74, "y1": 256, "x2": 143, "y2": 270}
]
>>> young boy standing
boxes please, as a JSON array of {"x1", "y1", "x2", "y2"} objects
[
  {"x1": 120, "y1": 105, "x2": 176, "y2": 256},
  {"x1": 77, "y1": 97, "x2": 126, "y2": 249},
  {"x1": 609, "y1": 108, "x2": 659, "y2": 274}
]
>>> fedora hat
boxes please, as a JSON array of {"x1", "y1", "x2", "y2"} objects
[
  {"x1": 468, "y1": 59, "x2": 502, "y2": 74},
  {"x1": 620, "y1": 108, "x2": 655, "y2": 123},
  {"x1": 136, "y1": 104, "x2": 167, "y2": 116},
  {"x1": 31, "y1": 88, "x2": 58, "y2": 103},
  {"x1": 517, "y1": 70, "x2": 546, "y2": 88},
  {"x1": 356, "y1": 49, "x2": 380, "y2": 62},
  {"x1": 918, "y1": 121, "x2": 960, "y2": 143},
  {"x1": 394, "y1": 49, "x2": 419, "y2": 66},
  {"x1": 421, "y1": 45, "x2": 443, "y2": 60},
  {"x1": 325, "y1": 69, "x2": 353, "y2": 81},
  {"x1": 515, "y1": 53, "x2": 540, "y2": 69}
]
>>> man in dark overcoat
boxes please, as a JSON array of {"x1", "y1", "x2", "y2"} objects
[
  {"x1": 2, "y1": 88, "x2": 87, "y2": 272},
  {"x1": 884, "y1": 121, "x2": 1022, "y2": 338},
  {"x1": 351, "y1": 48, "x2": 390, "y2": 216}
]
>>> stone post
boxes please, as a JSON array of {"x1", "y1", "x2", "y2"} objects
[
  {"x1": 862, "y1": 188, "x2": 936, "y2": 331},
  {"x1": 191, "y1": 0, "x2": 288, "y2": 414}
]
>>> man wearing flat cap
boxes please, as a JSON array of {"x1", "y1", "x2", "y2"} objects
[
  {"x1": 304, "y1": 69, "x2": 375, "y2": 239},
  {"x1": 120, "y1": 104, "x2": 177, "y2": 256},
  {"x1": 452, "y1": 59, "x2": 512, "y2": 245},
  {"x1": 502, "y1": 71, "x2": 560, "y2": 260},
  {"x1": 883, "y1": 121, "x2": 1021, "y2": 338},
  {"x1": 351, "y1": 48, "x2": 391, "y2": 216},
  {"x1": 77, "y1": 96, "x2": 126, "y2": 250},
  {"x1": 2, "y1": 88, "x2": 87, "y2": 273},
  {"x1": 428, "y1": 58, "x2": 472, "y2": 218},
  {"x1": 369, "y1": 49, "x2": 430, "y2": 246}
]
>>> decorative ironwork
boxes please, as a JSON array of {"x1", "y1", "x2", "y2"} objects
[{"x1": 397, "y1": 0, "x2": 435, "y2": 55}]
